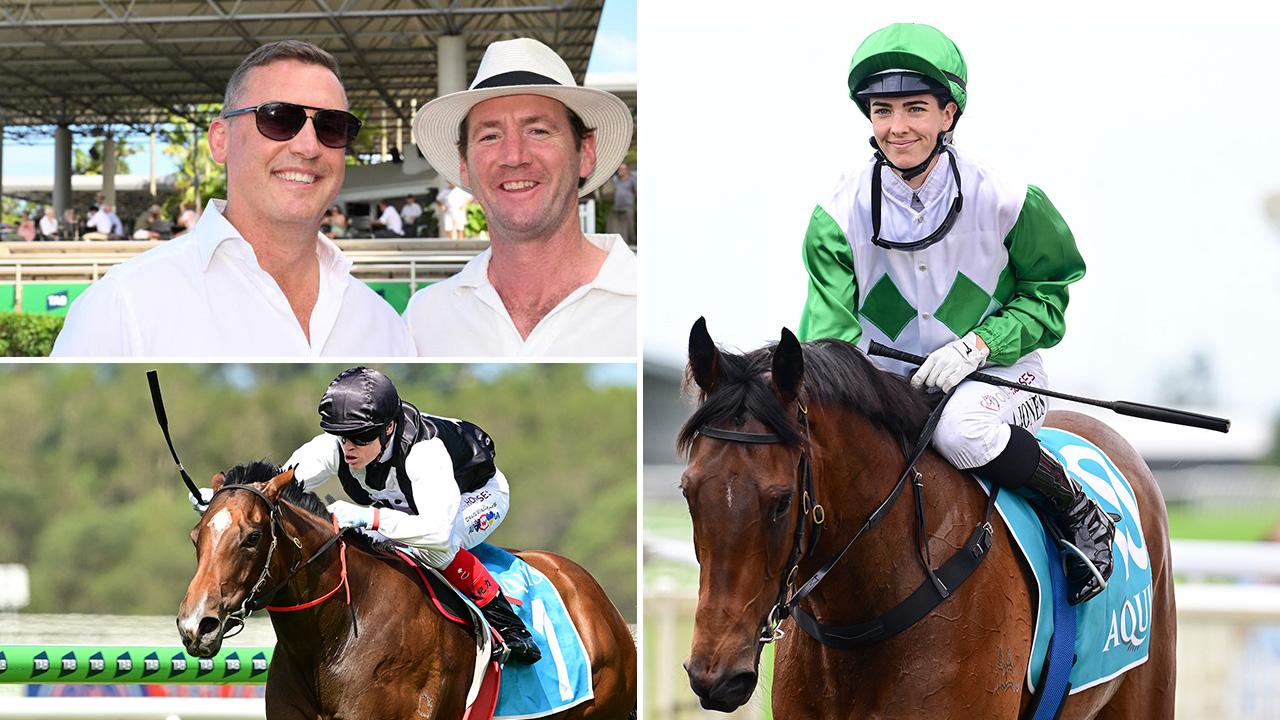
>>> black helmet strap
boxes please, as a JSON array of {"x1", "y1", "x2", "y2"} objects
[{"x1": 869, "y1": 142, "x2": 964, "y2": 252}]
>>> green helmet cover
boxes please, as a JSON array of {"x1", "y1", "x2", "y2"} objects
[{"x1": 847, "y1": 23, "x2": 967, "y2": 117}]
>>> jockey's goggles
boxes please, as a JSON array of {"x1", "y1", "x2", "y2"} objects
[
  {"x1": 221, "y1": 101, "x2": 362, "y2": 149},
  {"x1": 338, "y1": 426, "x2": 385, "y2": 447}
]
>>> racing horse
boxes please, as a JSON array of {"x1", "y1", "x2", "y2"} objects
[
  {"x1": 178, "y1": 461, "x2": 636, "y2": 719},
  {"x1": 678, "y1": 319, "x2": 1175, "y2": 718}
]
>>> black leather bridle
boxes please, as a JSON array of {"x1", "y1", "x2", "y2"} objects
[
  {"x1": 696, "y1": 390, "x2": 998, "y2": 649},
  {"x1": 206, "y1": 483, "x2": 352, "y2": 639}
]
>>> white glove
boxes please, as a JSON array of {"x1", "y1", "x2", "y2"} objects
[
  {"x1": 327, "y1": 500, "x2": 378, "y2": 530},
  {"x1": 911, "y1": 332, "x2": 989, "y2": 393},
  {"x1": 188, "y1": 487, "x2": 214, "y2": 512}
]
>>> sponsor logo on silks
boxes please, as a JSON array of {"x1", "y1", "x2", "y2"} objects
[
  {"x1": 168, "y1": 651, "x2": 187, "y2": 678},
  {"x1": 142, "y1": 652, "x2": 160, "y2": 677},
  {"x1": 1018, "y1": 372, "x2": 1037, "y2": 386},
  {"x1": 251, "y1": 652, "x2": 269, "y2": 677},
  {"x1": 1014, "y1": 394, "x2": 1047, "y2": 428},
  {"x1": 463, "y1": 490, "x2": 493, "y2": 507},
  {"x1": 32, "y1": 651, "x2": 50, "y2": 677},
  {"x1": 1104, "y1": 586, "x2": 1154, "y2": 652},
  {"x1": 980, "y1": 394, "x2": 1000, "y2": 411},
  {"x1": 59, "y1": 651, "x2": 77, "y2": 677},
  {"x1": 115, "y1": 652, "x2": 133, "y2": 677},
  {"x1": 87, "y1": 652, "x2": 105, "y2": 678},
  {"x1": 196, "y1": 656, "x2": 215, "y2": 677},
  {"x1": 224, "y1": 652, "x2": 241, "y2": 678},
  {"x1": 470, "y1": 510, "x2": 501, "y2": 533}
]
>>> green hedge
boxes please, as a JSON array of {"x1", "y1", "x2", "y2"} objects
[{"x1": 0, "y1": 312, "x2": 64, "y2": 356}]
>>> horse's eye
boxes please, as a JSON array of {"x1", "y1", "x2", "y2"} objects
[
  {"x1": 241, "y1": 531, "x2": 262, "y2": 549},
  {"x1": 771, "y1": 494, "x2": 793, "y2": 522}
]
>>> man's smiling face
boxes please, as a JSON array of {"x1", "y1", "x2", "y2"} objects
[
  {"x1": 210, "y1": 59, "x2": 349, "y2": 231},
  {"x1": 459, "y1": 94, "x2": 596, "y2": 242}
]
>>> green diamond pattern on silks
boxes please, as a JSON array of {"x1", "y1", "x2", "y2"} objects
[
  {"x1": 860, "y1": 275, "x2": 917, "y2": 341},
  {"x1": 935, "y1": 271, "x2": 993, "y2": 337}
]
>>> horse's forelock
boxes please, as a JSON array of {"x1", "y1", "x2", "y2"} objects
[
  {"x1": 676, "y1": 339, "x2": 935, "y2": 455},
  {"x1": 677, "y1": 344, "x2": 806, "y2": 454}
]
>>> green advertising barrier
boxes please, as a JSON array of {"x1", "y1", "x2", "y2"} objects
[
  {"x1": 0, "y1": 645, "x2": 273, "y2": 684},
  {"x1": 4, "y1": 281, "x2": 425, "y2": 316}
]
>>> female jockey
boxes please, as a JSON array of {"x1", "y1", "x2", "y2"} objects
[
  {"x1": 286, "y1": 366, "x2": 541, "y2": 664},
  {"x1": 799, "y1": 23, "x2": 1114, "y2": 605}
]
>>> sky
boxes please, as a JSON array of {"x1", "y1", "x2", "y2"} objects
[
  {"x1": 1, "y1": 0, "x2": 637, "y2": 179},
  {"x1": 640, "y1": 1, "x2": 1280, "y2": 418}
]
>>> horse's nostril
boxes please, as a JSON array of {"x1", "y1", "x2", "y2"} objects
[{"x1": 197, "y1": 616, "x2": 221, "y2": 638}]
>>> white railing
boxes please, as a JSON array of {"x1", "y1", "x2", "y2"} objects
[{"x1": 0, "y1": 697, "x2": 263, "y2": 719}]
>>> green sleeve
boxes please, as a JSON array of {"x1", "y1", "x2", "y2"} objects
[
  {"x1": 974, "y1": 185, "x2": 1086, "y2": 365},
  {"x1": 799, "y1": 204, "x2": 862, "y2": 343}
]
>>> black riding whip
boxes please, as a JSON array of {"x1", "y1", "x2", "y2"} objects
[
  {"x1": 867, "y1": 341, "x2": 1231, "y2": 433},
  {"x1": 147, "y1": 369, "x2": 207, "y2": 506}
]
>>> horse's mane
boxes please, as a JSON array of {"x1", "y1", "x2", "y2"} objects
[
  {"x1": 676, "y1": 339, "x2": 937, "y2": 453},
  {"x1": 221, "y1": 460, "x2": 331, "y2": 521}
]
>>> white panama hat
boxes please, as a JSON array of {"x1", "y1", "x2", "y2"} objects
[{"x1": 412, "y1": 37, "x2": 634, "y2": 197}]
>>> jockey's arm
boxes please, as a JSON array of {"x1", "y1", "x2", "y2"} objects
[
  {"x1": 973, "y1": 185, "x2": 1086, "y2": 366},
  {"x1": 371, "y1": 439, "x2": 462, "y2": 553},
  {"x1": 285, "y1": 433, "x2": 343, "y2": 489},
  {"x1": 799, "y1": 204, "x2": 863, "y2": 344}
]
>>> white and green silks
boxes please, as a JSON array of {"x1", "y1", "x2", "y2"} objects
[{"x1": 799, "y1": 145, "x2": 1085, "y2": 371}]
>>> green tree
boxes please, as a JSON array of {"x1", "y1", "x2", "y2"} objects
[{"x1": 73, "y1": 137, "x2": 139, "y2": 176}]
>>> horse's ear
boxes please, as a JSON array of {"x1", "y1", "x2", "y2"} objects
[
  {"x1": 264, "y1": 467, "x2": 296, "y2": 501},
  {"x1": 210, "y1": 472, "x2": 225, "y2": 491},
  {"x1": 688, "y1": 316, "x2": 722, "y2": 394},
  {"x1": 771, "y1": 328, "x2": 804, "y2": 405}
]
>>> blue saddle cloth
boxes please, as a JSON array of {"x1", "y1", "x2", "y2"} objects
[
  {"x1": 978, "y1": 427, "x2": 1155, "y2": 694},
  {"x1": 471, "y1": 544, "x2": 593, "y2": 719}
]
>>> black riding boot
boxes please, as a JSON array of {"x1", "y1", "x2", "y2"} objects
[
  {"x1": 481, "y1": 592, "x2": 542, "y2": 665},
  {"x1": 1024, "y1": 446, "x2": 1117, "y2": 605},
  {"x1": 975, "y1": 425, "x2": 1117, "y2": 605}
]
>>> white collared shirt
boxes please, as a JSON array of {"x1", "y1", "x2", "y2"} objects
[
  {"x1": 378, "y1": 205, "x2": 404, "y2": 236},
  {"x1": 403, "y1": 233, "x2": 637, "y2": 358},
  {"x1": 51, "y1": 199, "x2": 415, "y2": 358}
]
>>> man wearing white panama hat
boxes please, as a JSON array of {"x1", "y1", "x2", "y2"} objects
[{"x1": 405, "y1": 38, "x2": 636, "y2": 358}]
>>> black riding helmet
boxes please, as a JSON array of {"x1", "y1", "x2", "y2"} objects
[
  {"x1": 319, "y1": 367, "x2": 400, "y2": 445},
  {"x1": 853, "y1": 70, "x2": 953, "y2": 114}
]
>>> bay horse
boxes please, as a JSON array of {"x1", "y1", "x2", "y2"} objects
[
  {"x1": 177, "y1": 461, "x2": 636, "y2": 719},
  {"x1": 678, "y1": 319, "x2": 1176, "y2": 718}
]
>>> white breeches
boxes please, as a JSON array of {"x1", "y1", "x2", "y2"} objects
[
  {"x1": 406, "y1": 469, "x2": 510, "y2": 569},
  {"x1": 930, "y1": 353, "x2": 1050, "y2": 469}
]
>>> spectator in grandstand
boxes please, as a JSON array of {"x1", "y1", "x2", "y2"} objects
[
  {"x1": 52, "y1": 40, "x2": 413, "y2": 357},
  {"x1": 38, "y1": 207, "x2": 60, "y2": 240},
  {"x1": 372, "y1": 199, "x2": 405, "y2": 237}
]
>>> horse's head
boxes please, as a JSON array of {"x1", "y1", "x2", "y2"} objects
[
  {"x1": 678, "y1": 318, "x2": 809, "y2": 712},
  {"x1": 177, "y1": 462, "x2": 296, "y2": 657}
]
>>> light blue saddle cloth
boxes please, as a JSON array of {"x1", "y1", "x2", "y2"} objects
[
  {"x1": 977, "y1": 427, "x2": 1154, "y2": 694},
  {"x1": 471, "y1": 543, "x2": 593, "y2": 719}
]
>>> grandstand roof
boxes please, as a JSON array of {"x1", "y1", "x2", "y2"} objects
[{"x1": 0, "y1": 0, "x2": 625, "y2": 142}]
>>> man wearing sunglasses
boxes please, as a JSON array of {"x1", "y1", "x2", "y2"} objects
[
  {"x1": 799, "y1": 24, "x2": 1113, "y2": 605},
  {"x1": 285, "y1": 367, "x2": 541, "y2": 665},
  {"x1": 405, "y1": 38, "x2": 636, "y2": 357},
  {"x1": 52, "y1": 40, "x2": 413, "y2": 357}
]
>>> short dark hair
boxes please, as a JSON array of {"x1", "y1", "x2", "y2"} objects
[
  {"x1": 223, "y1": 40, "x2": 345, "y2": 110},
  {"x1": 456, "y1": 102, "x2": 591, "y2": 157}
]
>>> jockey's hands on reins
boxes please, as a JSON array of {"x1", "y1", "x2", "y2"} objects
[
  {"x1": 911, "y1": 332, "x2": 990, "y2": 393},
  {"x1": 328, "y1": 500, "x2": 378, "y2": 530}
]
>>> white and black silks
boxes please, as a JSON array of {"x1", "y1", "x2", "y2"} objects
[{"x1": 336, "y1": 401, "x2": 498, "y2": 512}]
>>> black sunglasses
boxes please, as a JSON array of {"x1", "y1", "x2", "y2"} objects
[
  {"x1": 340, "y1": 426, "x2": 385, "y2": 447},
  {"x1": 222, "y1": 101, "x2": 362, "y2": 149}
]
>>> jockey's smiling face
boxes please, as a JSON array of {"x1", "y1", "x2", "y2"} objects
[
  {"x1": 339, "y1": 421, "x2": 393, "y2": 470},
  {"x1": 869, "y1": 94, "x2": 956, "y2": 172}
]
